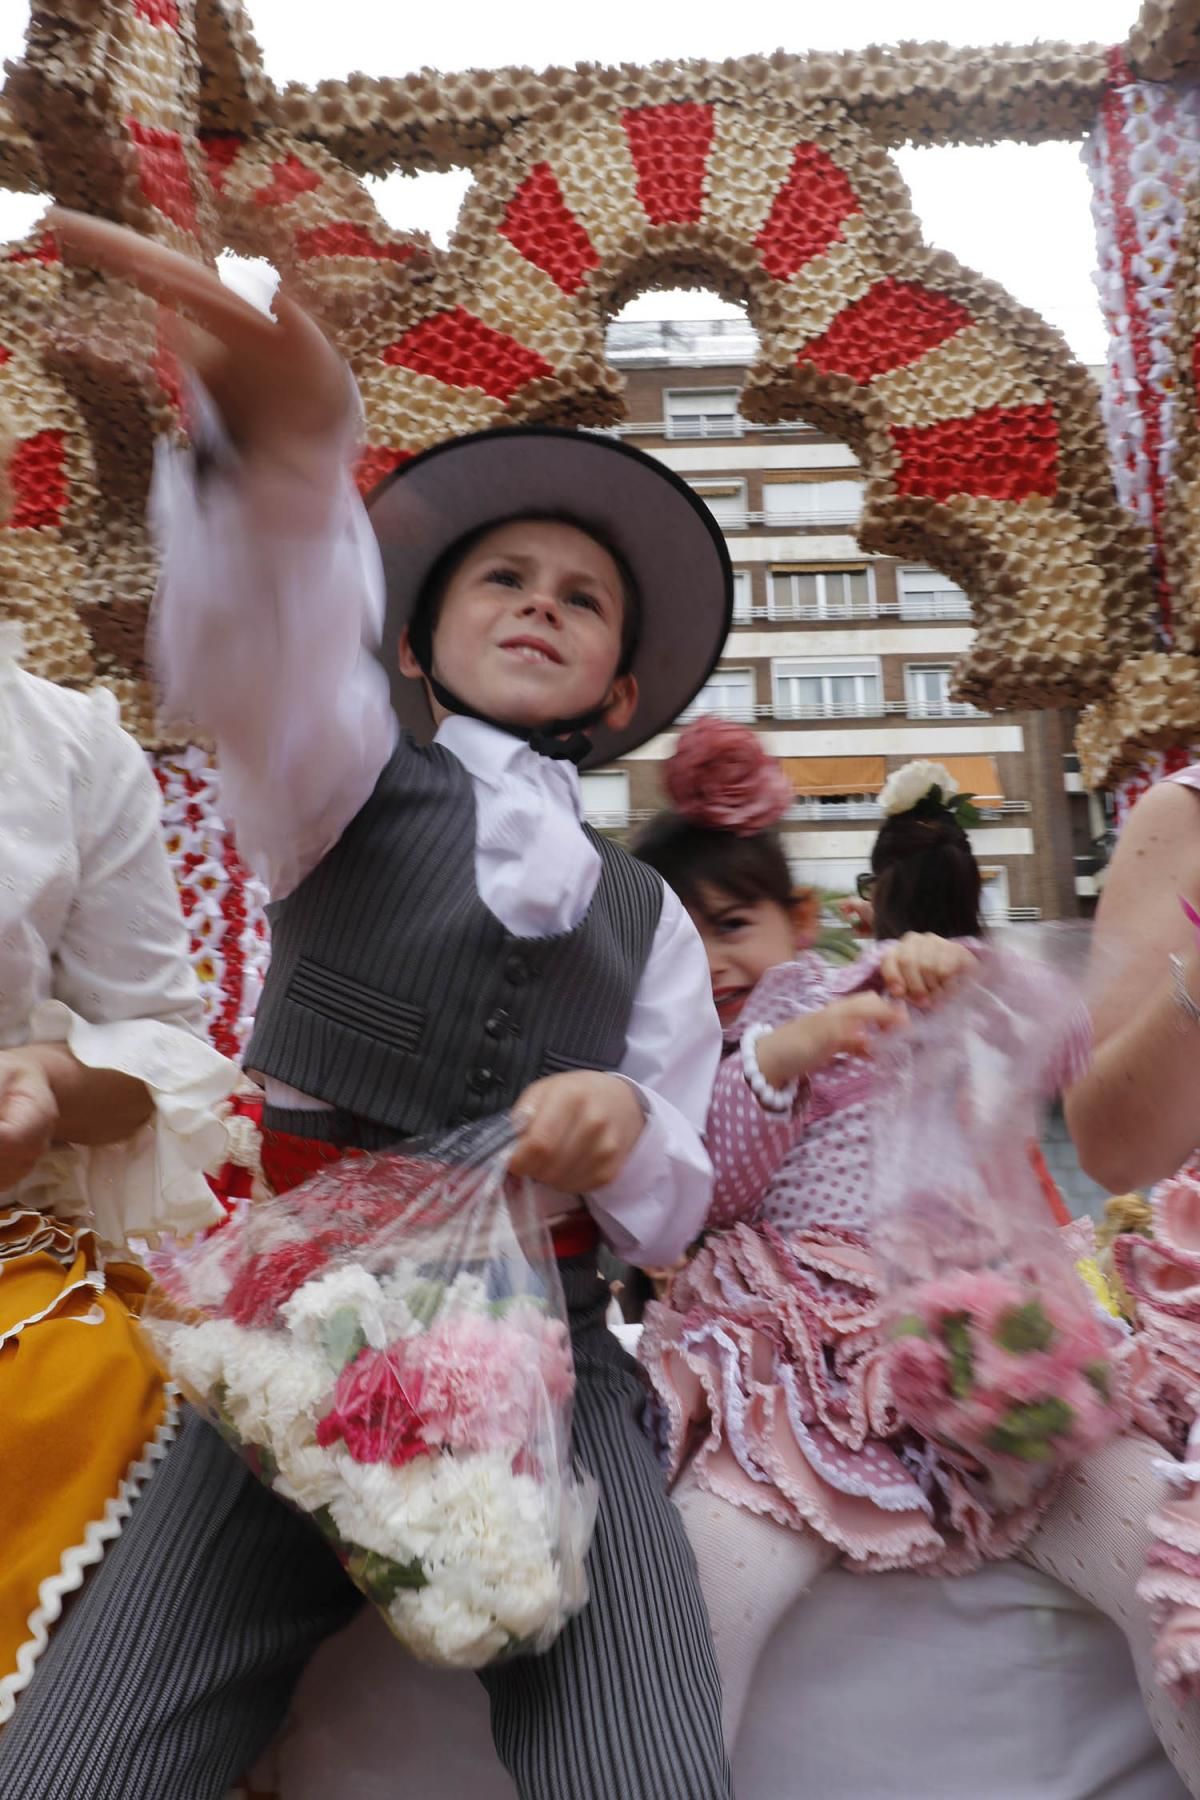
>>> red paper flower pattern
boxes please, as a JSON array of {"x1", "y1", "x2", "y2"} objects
[{"x1": 624, "y1": 103, "x2": 715, "y2": 225}]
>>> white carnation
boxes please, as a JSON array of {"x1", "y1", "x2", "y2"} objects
[
  {"x1": 388, "y1": 1590, "x2": 511, "y2": 1666},
  {"x1": 878, "y1": 760, "x2": 959, "y2": 818},
  {"x1": 271, "y1": 1441, "x2": 344, "y2": 1513},
  {"x1": 326, "y1": 1455, "x2": 427, "y2": 1564},
  {"x1": 328, "y1": 1450, "x2": 575, "y2": 1667},
  {"x1": 164, "y1": 1317, "x2": 333, "y2": 1465},
  {"x1": 282, "y1": 1264, "x2": 390, "y2": 1352},
  {"x1": 154, "y1": 1318, "x2": 246, "y2": 1400},
  {"x1": 220, "y1": 1333, "x2": 332, "y2": 1454},
  {"x1": 440, "y1": 1271, "x2": 490, "y2": 1315}
]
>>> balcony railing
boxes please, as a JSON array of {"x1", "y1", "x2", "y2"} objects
[
  {"x1": 786, "y1": 799, "x2": 1028, "y2": 821},
  {"x1": 665, "y1": 416, "x2": 744, "y2": 440},
  {"x1": 604, "y1": 318, "x2": 759, "y2": 366},
  {"x1": 904, "y1": 700, "x2": 985, "y2": 719},
  {"x1": 889, "y1": 596, "x2": 976, "y2": 620},
  {"x1": 586, "y1": 799, "x2": 1029, "y2": 831},
  {"x1": 733, "y1": 599, "x2": 974, "y2": 624},
  {"x1": 589, "y1": 417, "x2": 814, "y2": 441},
  {"x1": 709, "y1": 506, "x2": 863, "y2": 530},
  {"x1": 677, "y1": 698, "x2": 990, "y2": 723},
  {"x1": 679, "y1": 699, "x2": 902, "y2": 723}
]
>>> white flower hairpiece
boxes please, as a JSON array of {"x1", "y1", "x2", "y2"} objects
[{"x1": 878, "y1": 760, "x2": 980, "y2": 827}]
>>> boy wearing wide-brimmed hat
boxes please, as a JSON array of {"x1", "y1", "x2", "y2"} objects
[{"x1": 0, "y1": 212, "x2": 734, "y2": 1800}]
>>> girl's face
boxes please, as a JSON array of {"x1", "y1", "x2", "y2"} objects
[
  {"x1": 399, "y1": 519, "x2": 638, "y2": 734},
  {"x1": 687, "y1": 883, "x2": 809, "y2": 1031}
]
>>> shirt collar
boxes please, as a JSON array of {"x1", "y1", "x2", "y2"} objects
[{"x1": 435, "y1": 715, "x2": 585, "y2": 814}]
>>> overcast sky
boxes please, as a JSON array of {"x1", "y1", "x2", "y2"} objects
[{"x1": 1, "y1": 0, "x2": 1140, "y2": 362}]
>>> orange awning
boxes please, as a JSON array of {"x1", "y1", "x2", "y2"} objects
[
  {"x1": 936, "y1": 755, "x2": 1003, "y2": 805},
  {"x1": 783, "y1": 755, "x2": 886, "y2": 797}
]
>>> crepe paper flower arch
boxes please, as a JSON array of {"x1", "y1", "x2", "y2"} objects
[{"x1": 0, "y1": 0, "x2": 1195, "y2": 1039}]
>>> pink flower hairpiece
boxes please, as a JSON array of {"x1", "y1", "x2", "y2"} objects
[{"x1": 665, "y1": 716, "x2": 793, "y2": 836}]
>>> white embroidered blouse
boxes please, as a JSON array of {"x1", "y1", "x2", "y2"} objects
[{"x1": 0, "y1": 633, "x2": 236, "y2": 1245}]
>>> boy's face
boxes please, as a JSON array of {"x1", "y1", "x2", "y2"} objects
[{"x1": 399, "y1": 519, "x2": 638, "y2": 733}]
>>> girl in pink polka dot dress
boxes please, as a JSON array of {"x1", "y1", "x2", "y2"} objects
[{"x1": 634, "y1": 723, "x2": 1200, "y2": 1786}]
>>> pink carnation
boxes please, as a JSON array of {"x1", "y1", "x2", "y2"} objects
[
  {"x1": 316, "y1": 1347, "x2": 430, "y2": 1466},
  {"x1": 392, "y1": 1309, "x2": 573, "y2": 1457},
  {"x1": 225, "y1": 1239, "x2": 330, "y2": 1329},
  {"x1": 666, "y1": 717, "x2": 793, "y2": 836},
  {"x1": 887, "y1": 1265, "x2": 1124, "y2": 1499}
]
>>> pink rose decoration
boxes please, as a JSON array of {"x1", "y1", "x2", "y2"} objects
[
  {"x1": 665, "y1": 717, "x2": 793, "y2": 836},
  {"x1": 316, "y1": 1348, "x2": 429, "y2": 1466}
]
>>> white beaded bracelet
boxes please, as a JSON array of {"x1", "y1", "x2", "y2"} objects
[{"x1": 740, "y1": 1022, "x2": 799, "y2": 1113}]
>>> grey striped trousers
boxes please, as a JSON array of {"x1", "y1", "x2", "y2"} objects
[{"x1": 0, "y1": 1261, "x2": 731, "y2": 1800}]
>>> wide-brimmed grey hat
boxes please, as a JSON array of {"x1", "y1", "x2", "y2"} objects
[{"x1": 367, "y1": 425, "x2": 734, "y2": 769}]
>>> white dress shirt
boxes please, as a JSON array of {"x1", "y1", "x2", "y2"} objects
[
  {"x1": 0, "y1": 635, "x2": 235, "y2": 1244},
  {"x1": 151, "y1": 418, "x2": 720, "y2": 1268}
]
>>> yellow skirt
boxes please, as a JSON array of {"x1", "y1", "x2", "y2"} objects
[{"x1": 0, "y1": 1207, "x2": 174, "y2": 1724}]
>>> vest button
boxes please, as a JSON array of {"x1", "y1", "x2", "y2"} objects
[
  {"x1": 484, "y1": 1009, "x2": 516, "y2": 1039},
  {"x1": 505, "y1": 955, "x2": 529, "y2": 986},
  {"x1": 467, "y1": 1066, "x2": 497, "y2": 1094}
]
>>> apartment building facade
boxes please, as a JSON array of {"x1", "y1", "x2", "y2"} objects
[{"x1": 580, "y1": 318, "x2": 1096, "y2": 923}]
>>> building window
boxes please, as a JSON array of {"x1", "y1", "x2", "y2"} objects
[
  {"x1": 683, "y1": 666, "x2": 756, "y2": 722},
  {"x1": 768, "y1": 567, "x2": 874, "y2": 620},
  {"x1": 732, "y1": 570, "x2": 752, "y2": 620},
  {"x1": 898, "y1": 566, "x2": 971, "y2": 619},
  {"x1": 665, "y1": 387, "x2": 741, "y2": 439},
  {"x1": 579, "y1": 771, "x2": 630, "y2": 828},
  {"x1": 688, "y1": 479, "x2": 747, "y2": 527},
  {"x1": 772, "y1": 657, "x2": 882, "y2": 720},
  {"x1": 762, "y1": 478, "x2": 863, "y2": 527},
  {"x1": 980, "y1": 866, "x2": 1010, "y2": 924},
  {"x1": 904, "y1": 664, "x2": 981, "y2": 719},
  {"x1": 786, "y1": 857, "x2": 867, "y2": 896}
]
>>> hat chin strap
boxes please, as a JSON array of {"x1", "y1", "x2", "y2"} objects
[{"x1": 424, "y1": 672, "x2": 600, "y2": 765}]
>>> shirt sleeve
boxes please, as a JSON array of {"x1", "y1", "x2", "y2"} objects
[
  {"x1": 31, "y1": 692, "x2": 241, "y2": 1244},
  {"x1": 148, "y1": 379, "x2": 397, "y2": 899},
  {"x1": 584, "y1": 886, "x2": 720, "y2": 1269},
  {"x1": 707, "y1": 963, "x2": 818, "y2": 1228}
]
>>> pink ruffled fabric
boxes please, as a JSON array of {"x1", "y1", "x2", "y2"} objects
[
  {"x1": 1117, "y1": 1172, "x2": 1200, "y2": 1694},
  {"x1": 643, "y1": 947, "x2": 1112, "y2": 1577},
  {"x1": 641, "y1": 1219, "x2": 1053, "y2": 1575}
]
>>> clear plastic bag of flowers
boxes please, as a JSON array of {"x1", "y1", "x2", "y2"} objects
[
  {"x1": 143, "y1": 1115, "x2": 597, "y2": 1668},
  {"x1": 870, "y1": 955, "x2": 1128, "y2": 1510}
]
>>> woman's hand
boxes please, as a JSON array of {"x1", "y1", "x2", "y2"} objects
[
  {"x1": 49, "y1": 209, "x2": 351, "y2": 468},
  {"x1": 879, "y1": 933, "x2": 977, "y2": 1007},
  {"x1": 0, "y1": 1050, "x2": 59, "y2": 1190},
  {"x1": 510, "y1": 1072, "x2": 646, "y2": 1194},
  {"x1": 754, "y1": 993, "x2": 908, "y2": 1089}
]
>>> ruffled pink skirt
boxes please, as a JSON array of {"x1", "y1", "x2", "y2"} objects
[
  {"x1": 641, "y1": 1220, "x2": 1059, "y2": 1575},
  {"x1": 1118, "y1": 1173, "x2": 1200, "y2": 1693}
]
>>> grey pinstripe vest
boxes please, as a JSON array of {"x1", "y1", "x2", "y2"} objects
[{"x1": 245, "y1": 739, "x2": 664, "y2": 1146}]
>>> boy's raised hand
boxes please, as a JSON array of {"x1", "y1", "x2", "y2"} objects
[
  {"x1": 48, "y1": 208, "x2": 351, "y2": 464},
  {"x1": 509, "y1": 1071, "x2": 646, "y2": 1195}
]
